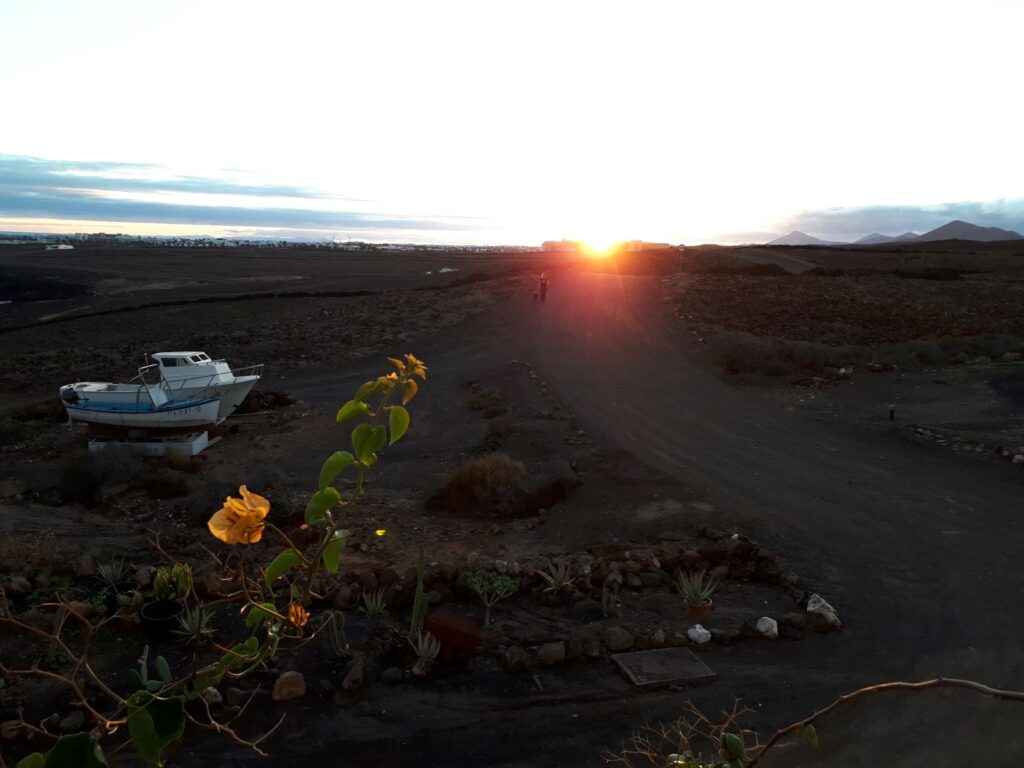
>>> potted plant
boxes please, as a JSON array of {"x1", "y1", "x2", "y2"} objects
[
  {"x1": 95, "y1": 558, "x2": 134, "y2": 614},
  {"x1": 674, "y1": 569, "x2": 717, "y2": 617},
  {"x1": 140, "y1": 563, "x2": 191, "y2": 638},
  {"x1": 111, "y1": 589, "x2": 144, "y2": 632}
]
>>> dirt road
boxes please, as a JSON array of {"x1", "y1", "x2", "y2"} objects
[{"x1": 275, "y1": 270, "x2": 1024, "y2": 766}]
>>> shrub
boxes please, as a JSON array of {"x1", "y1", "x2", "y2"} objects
[{"x1": 427, "y1": 453, "x2": 525, "y2": 514}]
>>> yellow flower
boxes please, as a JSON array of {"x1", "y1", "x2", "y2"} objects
[
  {"x1": 404, "y1": 353, "x2": 427, "y2": 379},
  {"x1": 288, "y1": 602, "x2": 309, "y2": 628},
  {"x1": 208, "y1": 485, "x2": 270, "y2": 545}
]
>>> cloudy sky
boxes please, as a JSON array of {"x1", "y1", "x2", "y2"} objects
[{"x1": 1, "y1": 0, "x2": 1022, "y2": 245}]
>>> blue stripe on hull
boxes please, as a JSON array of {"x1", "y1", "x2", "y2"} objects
[{"x1": 67, "y1": 398, "x2": 217, "y2": 414}]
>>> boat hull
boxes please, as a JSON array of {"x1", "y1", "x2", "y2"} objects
[{"x1": 63, "y1": 398, "x2": 221, "y2": 430}]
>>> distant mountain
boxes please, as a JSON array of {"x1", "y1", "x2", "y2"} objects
[
  {"x1": 767, "y1": 231, "x2": 841, "y2": 246},
  {"x1": 914, "y1": 220, "x2": 1023, "y2": 243},
  {"x1": 854, "y1": 231, "x2": 919, "y2": 245}
]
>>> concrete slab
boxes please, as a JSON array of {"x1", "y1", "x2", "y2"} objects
[{"x1": 611, "y1": 647, "x2": 717, "y2": 688}]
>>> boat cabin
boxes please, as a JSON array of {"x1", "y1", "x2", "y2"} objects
[{"x1": 150, "y1": 351, "x2": 235, "y2": 386}]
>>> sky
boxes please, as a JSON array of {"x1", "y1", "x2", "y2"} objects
[{"x1": 1, "y1": 0, "x2": 1023, "y2": 245}]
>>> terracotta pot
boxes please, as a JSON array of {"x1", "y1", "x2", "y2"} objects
[
  {"x1": 686, "y1": 599, "x2": 713, "y2": 618},
  {"x1": 140, "y1": 599, "x2": 184, "y2": 639}
]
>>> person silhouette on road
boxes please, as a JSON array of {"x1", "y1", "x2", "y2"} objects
[{"x1": 538, "y1": 271, "x2": 549, "y2": 302}]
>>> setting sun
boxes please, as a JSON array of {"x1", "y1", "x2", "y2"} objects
[{"x1": 580, "y1": 239, "x2": 619, "y2": 258}]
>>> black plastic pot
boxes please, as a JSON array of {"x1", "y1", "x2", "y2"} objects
[{"x1": 140, "y1": 599, "x2": 184, "y2": 639}]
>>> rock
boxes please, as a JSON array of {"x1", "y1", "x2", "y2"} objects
[
  {"x1": 687, "y1": 624, "x2": 711, "y2": 644},
  {"x1": 806, "y1": 593, "x2": 842, "y2": 632},
  {"x1": 975, "y1": 356, "x2": 992, "y2": 365},
  {"x1": 1002, "y1": 352, "x2": 1023, "y2": 363},
  {"x1": 6, "y1": 575, "x2": 32, "y2": 594},
  {"x1": 332, "y1": 583, "x2": 359, "y2": 610},
  {"x1": 272, "y1": 671, "x2": 306, "y2": 701},
  {"x1": 226, "y1": 687, "x2": 249, "y2": 707},
  {"x1": 698, "y1": 541, "x2": 728, "y2": 565},
  {"x1": 567, "y1": 598, "x2": 604, "y2": 623},
  {"x1": 651, "y1": 629, "x2": 667, "y2": 647},
  {"x1": 709, "y1": 563, "x2": 730, "y2": 581},
  {"x1": 59, "y1": 710, "x2": 85, "y2": 733},
  {"x1": 952, "y1": 352, "x2": 970, "y2": 365},
  {"x1": 537, "y1": 641, "x2": 566, "y2": 666},
  {"x1": 865, "y1": 362, "x2": 884, "y2": 372},
  {"x1": 76, "y1": 555, "x2": 97, "y2": 577},
  {"x1": 679, "y1": 550, "x2": 706, "y2": 571},
  {"x1": 341, "y1": 657, "x2": 365, "y2": 690},
  {"x1": 669, "y1": 632, "x2": 690, "y2": 647},
  {"x1": 639, "y1": 571, "x2": 665, "y2": 588},
  {"x1": 624, "y1": 573, "x2": 643, "y2": 589},
  {"x1": 781, "y1": 612, "x2": 807, "y2": 630},
  {"x1": 503, "y1": 645, "x2": 531, "y2": 672},
  {"x1": 381, "y1": 666, "x2": 403, "y2": 683},
  {"x1": 602, "y1": 627, "x2": 634, "y2": 652},
  {"x1": 1013, "y1": 455, "x2": 1024, "y2": 465},
  {"x1": 424, "y1": 609, "x2": 482, "y2": 651},
  {"x1": 201, "y1": 687, "x2": 223, "y2": 705},
  {"x1": 709, "y1": 628, "x2": 738, "y2": 645},
  {"x1": 134, "y1": 565, "x2": 154, "y2": 587},
  {"x1": 583, "y1": 637, "x2": 603, "y2": 658},
  {"x1": 756, "y1": 617, "x2": 779, "y2": 639}
]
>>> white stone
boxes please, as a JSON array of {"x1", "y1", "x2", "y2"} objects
[
  {"x1": 687, "y1": 624, "x2": 711, "y2": 644},
  {"x1": 1013, "y1": 454, "x2": 1024, "y2": 465},
  {"x1": 806, "y1": 593, "x2": 842, "y2": 631},
  {"x1": 756, "y1": 617, "x2": 779, "y2": 640}
]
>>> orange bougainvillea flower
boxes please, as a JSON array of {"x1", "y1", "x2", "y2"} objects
[
  {"x1": 208, "y1": 485, "x2": 270, "y2": 545},
  {"x1": 288, "y1": 602, "x2": 309, "y2": 628},
  {"x1": 403, "y1": 354, "x2": 427, "y2": 379}
]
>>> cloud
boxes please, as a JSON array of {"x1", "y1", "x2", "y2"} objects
[
  {"x1": 780, "y1": 199, "x2": 1024, "y2": 239},
  {"x1": 0, "y1": 154, "x2": 352, "y2": 200},
  {"x1": 0, "y1": 153, "x2": 482, "y2": 235}
]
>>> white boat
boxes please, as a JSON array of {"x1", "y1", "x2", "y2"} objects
[{"x1": 59, "y1": 351, "x2": 262, "y2": 428}]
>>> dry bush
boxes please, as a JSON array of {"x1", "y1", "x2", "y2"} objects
[
  {"x1": 0, "y1": 529, "x2": 62, "y2": 575},
  {"x1": 140, "y1": 466, "x2": 192, "y2": 499},
  {"x1": 427, "y1": 453, "x2": 525, "y2": 515}
]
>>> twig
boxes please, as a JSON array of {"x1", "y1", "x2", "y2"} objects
[{"x1": 748, "y1": 678, "x2": 1024, "y2": 767}]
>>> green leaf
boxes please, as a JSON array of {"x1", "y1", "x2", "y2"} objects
[
  {"x1": 720, "y1": 733, "x2": 746, "y2": 761},
  {"x1": 803, "y1": 724, "x2": 820, "y2": 748},
  {"x1": 126, "y1": 692, "x2": 185, "y2": 767},
  {"x1": 321, "y1": 529, "x2": 350, "y2": 574},
  {"x1": 335, "y1": 399, "x2": 369, "y2": 425},
  {"x1": 353, "y1": 380, "x2": 381, "y2": 402},
  {"x1": 40, "y1": 733, "x2": 108, "y2": 768},
  {"x1": 245, "y1": 601, "x2": 279, "y2": 629},
  {"x1": 319, "y1": 450, "x2": 355, "y2": 491},
  {"x1": 304, "y1": 487, "x2": 340, "y2": 525},
  {"x1": 154, "y1": 655, "x2": 171, "y2": 684},
  {"x1": 265, "y1": 548, "x2": 303, "y2": 590},
  {"x1": 352, "y1": 423, "x2": 387, "y2": 464},
  {"x1": 16, "y1": 754, "x2": 45, "y2": 768},
  {"x1": 388, "y1": 405, "x2": 410, "y2": 445}
]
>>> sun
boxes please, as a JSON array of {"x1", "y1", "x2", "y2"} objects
[{"x1": 580, "y1": 238, "x2": 619, "y2": 258}]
